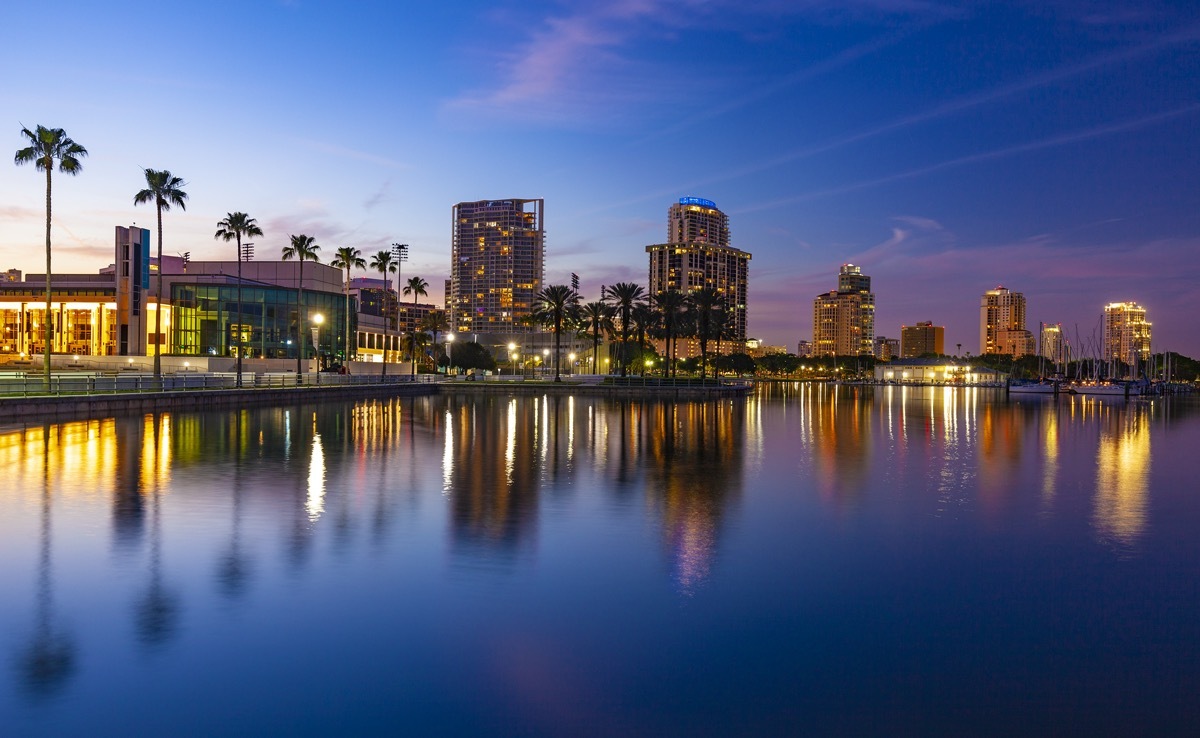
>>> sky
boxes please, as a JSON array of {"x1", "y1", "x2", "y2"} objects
[{"x1": 2, "y1": 0, "x2": 1198, "y2": 355}]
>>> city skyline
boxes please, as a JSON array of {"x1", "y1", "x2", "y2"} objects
[{"x1": 2, "y1": 2, "x2": 1198, "y2": 355}]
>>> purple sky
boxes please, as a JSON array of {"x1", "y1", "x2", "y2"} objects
[{"x1": 3, "y1": 1, "x2": 1198, "y2": 354}]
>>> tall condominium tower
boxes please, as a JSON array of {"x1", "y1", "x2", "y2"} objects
[
  {"x1": 811, "y1": 264, "x2": 875, "y2": 356},
  {"x1": 1104, "y1": 302, "x2": 1152, "y2": 371},
  {"x1": 449, "y1": 199, "x2": 544, "y2": 335},
  {"x1": 901, "y1": 321, "x2": 944, "y2": 358},
  {"x1": 1040, "y1": 323, "x2": 1068, "y2": 366},
  {"x1": 980, "y1": 286, "x2": 1033, "y2": 357},
  {"x1": 647, "y1": 197, "x2": 751, "y2": 347}
]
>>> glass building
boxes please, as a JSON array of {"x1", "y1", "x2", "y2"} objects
[{"x1": 171, "y1": 282, "x2": 347, "y2": 360}]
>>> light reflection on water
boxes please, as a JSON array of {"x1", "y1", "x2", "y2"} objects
[{"x1": 1, "y1": 386, "x2": 1198, "y2": 735}]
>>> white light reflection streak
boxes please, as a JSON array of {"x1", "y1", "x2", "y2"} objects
[
  {"x1": 306, "y1": 432, "x2": 326, "y2": 521},
  {"x1": 567, "y1": 397, "x2": 575, "y2": 463},
  {"x1": 505, "y1": 399, "x2": 517, "y2": 484},
  {"x1": 442, "y1": 409, "x2": 454, "y2": 495}
]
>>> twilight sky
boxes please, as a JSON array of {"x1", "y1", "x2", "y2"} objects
[{"x1": 2, "y1": 0, "x2": 1198, "y2": 355}]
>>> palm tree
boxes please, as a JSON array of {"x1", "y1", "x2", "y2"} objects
[
  {"x1": 134, "y1": 170, "x2": 188, "y2": 380},
  {"x1": 407, "y1": 330, "x2": 429, "y2": 377},
  {"x1": 402, "y1": 276, "x2": 429, "y2": 372},
  {"x1": 369, "y1": 250, "x2": 397, "y2": 376},
  {"x1": 532, "y1": 284, "x2": 579, "y2": 382},
  {"x1": 281, "y1": 235, "x2": 321, "y2": 377},
  {"x1": 603, "y1": 282, "x2": 645, "y2": 377},
  {"x1": 653, "y1": 290, "x2": 687, "y2": 378},
  {"x1": 14, "y1": 125, "x2": 88, "y2": 384},
  {"x1": 578, "y1": 301, "x2": 613, "y2": 374},
  {"x1": 214, "y1": 212, "x2": 263, "y2": 387},
  {"x1": 330, "y1": 246, "x2": 366, "y2": 367},
  {"x1": 687, "y1": 287, "x2": 724, "y2": 380},
  {"x1": 631, "y1": 304, "x2": 658, "y2": 376},
  {"x1": 419, "y1": 309, "x2": 450, "y2": 371}
]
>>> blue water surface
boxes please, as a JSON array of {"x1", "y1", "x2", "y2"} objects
[{"x1": 1, "y1": 385, "x2": 1197, "y2": 736}]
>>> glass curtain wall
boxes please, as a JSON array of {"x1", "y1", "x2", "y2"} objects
[{"x1": 171, "y1": 284, "x2": 347, "y2": 361}]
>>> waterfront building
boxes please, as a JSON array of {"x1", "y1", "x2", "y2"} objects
[
  {"x1": 3, "y1": 269, "x2": 21, "y2": 282},
  {"x1": 1104, "y1": 302, "x2": 1152, "y2": 372},
  {"x1": 812, "y1": 264, "x2": 874, "y2": 356},
  {"x1": 875, "y1": 358, "x2": 1007, "y2": 385},
  {"x1": 980, "y1": 286, "x2": 1033, "y2": 357},
  {"x1": 1040, "y1": 323, "x2": 1068, "y2": 367},
  {"x1": 647, "y1": 197, "x2": 751, "y2": 358},
  {"x1": 873, "y1": 336, "x2": 900, "y2": 361},
  {"x1": 901, "y1": 321, "x2": 945, "y2": 358},
  {"x1": 449, "y1": 198, "x2": 544, "y2": 336},
  {"x1": 796, "y1": 340, "x2": 814, "y2": 358}
]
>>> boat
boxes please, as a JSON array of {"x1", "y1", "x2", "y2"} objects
[
  {"x1": 1068, "y1": 381, "x2": 1139, "y2": 396},
  {"x1": 1009, "y1": 379, "x2": 1058, "y2": 395}
]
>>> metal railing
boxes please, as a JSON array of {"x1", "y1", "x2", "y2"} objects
[{"x1": 0, "y1": 371, "x2": 438, "y2": 398}]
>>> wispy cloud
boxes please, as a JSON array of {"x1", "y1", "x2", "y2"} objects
[
  {"x1": 739, "y1": 103, "x2": 1200, "y2": 214},
  {"x1": 441, "y1": 0, "x2": 951, "y2": 129},
  {"x1": 0, "y1": 205, "x2": 38, "y2": 221}
]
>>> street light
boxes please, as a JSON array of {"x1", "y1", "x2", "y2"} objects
[
  {"x1": 542, "y1": 348, "x2": 549, "y2": 378},
  {"x1": 508, "y1": 342, "x2": 517, "y2": 376},
  {"x1": 568, "y1": 352, "x2": 576, "y2": 376},
  {"x1": 446, "y1": 333, "x2": 455, "y2": 375},
  {"x1": 311, "y1": 313, "x2": 324, "y2": 373}
]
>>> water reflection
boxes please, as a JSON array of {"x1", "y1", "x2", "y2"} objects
[
  {"x1": 0, "y1": 389, "x2": 1196, "y2": 725},
  {"x1": 1093, "y1": 402, "x2": 1151, "y2": 550},
  {"x1": 15, "y1": 423, "x2": 76, "y2": 698}
]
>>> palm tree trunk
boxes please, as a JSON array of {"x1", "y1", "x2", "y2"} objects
[
  {"x1": 43, "y1": 166, "x2": 52, "y2": 385},
  {"x1": 296, "y1": 261, "x2": 303, "y2": 378},
  {"x1": 235, "y1": 235, "x2": 243, "y2": 388},
  {"x1": 153, "y1": 203, "x2": 163, "y2": 380},
  {"x1": 343, "y1": 268, "x2": 351, "y2": 367},
  {"x1": 554, "y1": 315, "x2": 561, "y2": 382}
]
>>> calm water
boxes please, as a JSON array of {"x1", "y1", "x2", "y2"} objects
[{"x1": 1, "y1": 385, "x2": 1198, "y2": 736}]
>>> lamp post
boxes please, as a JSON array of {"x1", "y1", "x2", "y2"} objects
[
  {"x1": 311, "y1": 313, "x2": 324, "y2": 373},
  {"x1": 508, "y1": 342, "x2": 517, "y2": 377},
  {"x1": 568, "y1": 352, "x2": 576, "y2": 376},
  {"x1": 446, "y1": 333, "x2": 454, "y2": 375},
  {"x1": 542, "y1": 348, "x2": 549, "y2": 378}
]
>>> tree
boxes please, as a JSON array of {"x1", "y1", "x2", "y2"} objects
[
  {"x1": 718, "y1": 352, "x2": 757, "y2": 375},
  {"x1": 281, "y1": 235, "x2": 321, "y2": 376},
  {"x1": 419, "y1": 310, "x2": 450, "y2": 371},
  {"x1": 578, "y1": 301, "x2": 614, "y2": 374},
  {"x1": 631, "y1": 304, "x2": 658, "y2": 376},
  {"x1": 604, "y1": 282, "x2": 645, "y2": 377},
  {"x1": 368, "y1": 250, "x2": 397, "y2": 376},
  {"x1": 452, "y1": 341, "x2": 497, "y2": 373},
  {"x1": 531, "y1": 284, "x2": 580, "y2": 382},
  {"x1": 14, "y1": 125, "x2": 88, "y2": 384},
  {"x1": 408, "y1": 330, "x2": 429, "y2": 377},
  {"x1": 330, "y1": 246, "x2": 366, "y2": 365},
  {"x1": 653, "y1": 290, "x2": 687, "y2": 378},
  {"x1": 686, "y1": 287, "x2": 723, "y2": 380},
  {"x1": 134, "y1": 170, "x2": 189, "y2": 380},
  {"x1": 214, "y1": 212, "x2": 263, "y2": 386},
  {"x1": 401, "y1": 276, "x2": 429, "y2": 374}
]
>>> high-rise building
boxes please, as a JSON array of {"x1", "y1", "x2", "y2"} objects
[
  {"x1": 901, "y1": 321, "x2": 944, "y2": 358},
  {"x1": 647, "y1": 197, "x2": 751, "y2": 352},
  {"x1": 449, "y1": 198, "x2": 544, "y2": 335},
  {"x1": 1104, "y1": 302, "x2": 1152, "y2": 372},
  {"x1": 3, "y1": 269, "x2": 21, "y2": 282},
  {"x1": 980, "y1": 286, "x2": 1033, "y2": 357},
  {"x1": 873, "y1": 336, "x2": 900, "y2": 360},
  {"x1": 811, "y1": 264, "x2": 875, "y2": 356},
  {"x1": 1040, "y1": 323, "x2": 1068, "y2": 367}
]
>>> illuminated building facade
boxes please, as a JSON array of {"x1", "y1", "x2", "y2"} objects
[
  {"x1": 449, "y1": 198, "x2": 544, "y2": 336},
  {"x1": 901, "y1": 321, "x2": 944, "y2": 358},
  {"x1": 812, "y1": 264, "x2": 874, "y2": 356},
  {"x1": 647, "y1": 197, "x2": 751, "y2": 357},
  {"x1": 1103, "y1": 302, "x2": 1152, "y2": 370},
  {"x1": 1040, "y1": 322, "x2": 1068, "y2": 366},
  {"x1": 0, "y1": 225, "x2": 348, "y2": 362},
  {"x1": 980, "y1": 286, "x2": 1033, "y2": 357},
  {"x1": 873, "y1": 336, "x2": 899, "y2": 361}
]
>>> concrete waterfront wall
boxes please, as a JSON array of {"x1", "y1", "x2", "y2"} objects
[{"x1": 0, "y1": 382, "x2": 437, "y2": 422}]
